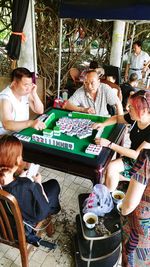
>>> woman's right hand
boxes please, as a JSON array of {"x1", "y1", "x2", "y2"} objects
[
  {"x1": 33, "y1": 173, "x2": 42, "y2": 184},
  {"x1": 94, "y1": 137, "x2": 110, "y2": 147},
  {"x1": 92, "y1": 122, "x2": 103, "y2": 130}
]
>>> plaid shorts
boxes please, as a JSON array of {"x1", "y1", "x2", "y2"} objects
[{"x1": 120, "y1": 157, "x2": 136, "y2": 179}]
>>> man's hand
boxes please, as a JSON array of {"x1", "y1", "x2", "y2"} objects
[
  {"x1": 30, "y1": 83, "x2": 37, "y2": 97},
  {"x1": 31, "y1": 119, "x2": 46, "y2": 130},
  {"x1": 142, "y1": 66, "x2": 148, "y2": 73},
  {"x1": 124, "y1": 73, "x2": 128, "y2": 82},
  {"x1": 83, "y1": 107, "x2": 95, "y2": 114},
  {"x1": 28, "y1": 84, "x2": 44, "y2": 114}
]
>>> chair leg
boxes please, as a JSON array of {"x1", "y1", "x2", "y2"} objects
[
  {"x1": 19, "y1": 245, "x2": 29, "y2": 267},
  {"x1": 36, "y1": 216, "x2": 55, "y2": 238},
  {"x1": 46, "y1": 221, "x2": 55, "y2": 237}
]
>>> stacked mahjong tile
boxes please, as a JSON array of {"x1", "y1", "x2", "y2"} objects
[
  {"x1": 32, "y1": 134, "x2": 74, "y2": 150},
  {"x1": 53, "y1": 126, "x2": 61, "y2": 136},
  {"x1": 44, "y1": 113, "x2": 55, "y2": 127},
  {"x1": 85, "y1": 144, "x2": 102, "y2": 155},
  {"x1": 13, "y1": 133, "x2": 31, "y2": 142},
  {"x1": 38, "y1": 113, "x2": 55, "y2": 127},
  {"x1": 56, "y1": 117, "x2": 93, "y2": 139},
  {"x1": 38, "y1": 114, "x2": 49, "y2": 122},
  {"x1": 43, "y1": 129, "x2": 53, "y2": 137}
]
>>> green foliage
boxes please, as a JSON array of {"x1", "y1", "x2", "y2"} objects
[{"x1": 143, "y1": 39, "x2": 150, "y2": 54}]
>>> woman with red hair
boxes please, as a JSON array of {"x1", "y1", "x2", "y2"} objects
[
  {"x1": 92, "y1": 90, "x2": 150, "y2": 191},
  {"x1": 0, "y1": 135, "x2": 61, "y2": 226}
]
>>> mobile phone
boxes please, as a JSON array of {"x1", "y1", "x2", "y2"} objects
[{"x1": 27, "y1": 163, "x2": 40, "y2": 180}]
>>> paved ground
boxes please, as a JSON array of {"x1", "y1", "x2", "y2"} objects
[
  {"x1": 0, "y1": 127, "x2": 132, "y2": 267},
  {"x1": 0, "y1": 166, "x2": 122, "y2": 267}
]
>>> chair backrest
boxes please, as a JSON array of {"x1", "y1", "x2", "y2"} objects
[{"x1": 0, "y1": 189, "x2": 29, "y2": 267}]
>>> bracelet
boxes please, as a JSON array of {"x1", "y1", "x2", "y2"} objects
[{"x1": 108, "y1": 141, "x2": 112, "y2": 148}]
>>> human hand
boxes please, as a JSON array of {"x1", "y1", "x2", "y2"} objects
[
  {"x1": 92, "y1": 122, "x2": 103, "y2": 130},
  {"x1": 31, "y1": 119, "x2": 46, "y2": 130},
  {"x1": 142, "y1": 66, "x2": 148, "y2": 72},
  {"x1": 94, "y1": 137, "x2": 100, "y2": 145},
  {"x1": 84, "y1": 107, "x2": 96, "y2": 114},
  {"x1": 33, "y1": 173, "x2": 42, "y2": 183},
  {"x1": 124, "y1": 73, "x2": 128, "y2": 82},
  {"x1": 94, "y1": 137, "x2": 110, "y2": 147},
  {"x1": 30, "y1": 83, "x2": 37, "y2": 96}
]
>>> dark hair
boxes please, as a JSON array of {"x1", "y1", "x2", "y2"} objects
[
  {"x1": 89, "y1": 60, "x2": 98, "y2": 69},
  {"x1": 133, "y1": 40, "x2": 142, "y2": 48},
  {"x1": 11, "y1": 67, "x2": 32, "y2": 82},
  {"x1": 0, "y1": 135, "x2": 23, "y2": 185},
  {"x1": 130, "y1": 90, "x2": 150, "y2": 116},
  {"x1": 129, "y1": 73, "x2": 138, "y2": 82}
]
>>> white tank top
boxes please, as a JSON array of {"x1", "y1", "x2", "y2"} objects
[{"x1": 0, "y1": 86, "x2": 29, "y2": 135}]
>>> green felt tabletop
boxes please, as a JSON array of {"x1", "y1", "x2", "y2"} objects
[{"x1": 19, "y1": 109, "x2": 115, "y2": 159}]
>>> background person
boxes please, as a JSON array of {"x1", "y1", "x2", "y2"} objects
[
  {"x1": 121, "y1": 149, "x2": 150, "y2": 267},
  {"x1": 120, "y1": 73, "x2": 138, "y2": 110},
  {"x1": 101, "y1": 75, "x2": 122, "y2": 100},
  {"x1": 79, "y1": 60, "x2": 99, "y2": 82},
  {"x1": 63, "y1": 70, "x2": 123, "y2": 116},
  {"x1": 92, "y1": 90, "x2": 150, "y2": 192},
  {"x1": 125, "y1": 40, "x2": 150, "y2": 81},
  {"x1": 0, "y1": 67, "x2": 45, "y2": 135}
]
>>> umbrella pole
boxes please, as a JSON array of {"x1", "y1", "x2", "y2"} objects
[{"x1": 57, "y1": 18, "x2": 63, "y2": 99}]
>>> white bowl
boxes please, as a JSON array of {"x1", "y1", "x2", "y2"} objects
[
  {"x1": 83, "y1": 212, "x2": 98, "y2": 229},
  {"x1": 112, "y1": 190, "x2": 125, "y2": 204}
]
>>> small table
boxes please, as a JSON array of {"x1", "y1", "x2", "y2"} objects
[{"x1": 74, "y1": 194, "x2": 121, "y2": 267}]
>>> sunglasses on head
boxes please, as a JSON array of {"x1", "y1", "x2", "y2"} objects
[{"x1": 138, "y1": 93, "x2": 150, "y2": 111}]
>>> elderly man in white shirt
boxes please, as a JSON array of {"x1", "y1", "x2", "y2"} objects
[{"x1": 63, "y1": 70, "x2": 123, "y2": 116}]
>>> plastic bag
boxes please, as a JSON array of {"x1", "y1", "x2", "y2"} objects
[{"x1": 83, "y1": 184, "x2": 114, "y2": 216}]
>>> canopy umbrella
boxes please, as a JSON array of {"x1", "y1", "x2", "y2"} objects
[
  {"x1": 59, "y1": 0, "x2": 150, "y2": 20},
  {"x1": 6, "y1": 0, "x2": 29, "y2": 61}
]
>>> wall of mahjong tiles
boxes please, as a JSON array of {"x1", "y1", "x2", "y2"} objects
[{"x1": 19, "y1": 108, "x2": 115, "y2": 158}]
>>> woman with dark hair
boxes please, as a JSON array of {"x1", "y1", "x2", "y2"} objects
[
  {"x1": 0, "y1": 135, "x2": 61, "y2": 226},
  {"x1": 121, "y1": 149, "x2": 150, "y2": 266},
  {"x1": 92, "y1": 90, "x2": 150, "y2": 191}
]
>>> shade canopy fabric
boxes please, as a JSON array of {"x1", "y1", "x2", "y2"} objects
[
  {"x1": 6, "y1": 0, "x2": 29, "y2": 60},
  {"x1": 59, "y1": 0, "x2": 150, "y2": 20}
]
